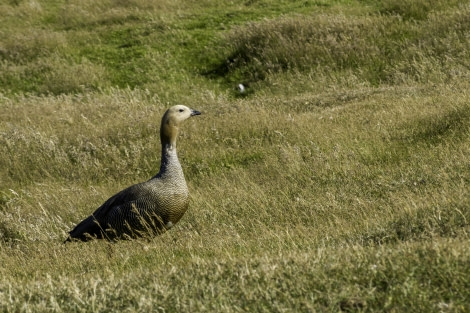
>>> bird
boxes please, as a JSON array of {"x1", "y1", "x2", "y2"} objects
[{"x1": 65, "y1": 105, "x2": 201, "y2": 242}]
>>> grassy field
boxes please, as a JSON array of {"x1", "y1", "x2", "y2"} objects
[{"x1": 1, "y1": 0, "x2": 470, "y2": 311}]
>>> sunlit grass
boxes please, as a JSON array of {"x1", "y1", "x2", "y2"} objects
[{"x1": 1, "y1": 0, "x2": 470, "y2": 311}]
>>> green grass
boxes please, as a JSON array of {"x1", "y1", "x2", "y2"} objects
[{"x1": 1, "y1": 0, "x2": 470, "y2": 312}]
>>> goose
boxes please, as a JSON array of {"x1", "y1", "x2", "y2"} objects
[{"x1": 65, "y1": 105, "x2": 201, "y2": 241}]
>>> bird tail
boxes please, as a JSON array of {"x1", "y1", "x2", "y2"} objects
[{"x1": 64, "y1": 215, "x2": 106, "y2": 242}]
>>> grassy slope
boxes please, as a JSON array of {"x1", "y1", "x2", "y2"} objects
[{"x1": 1, "y1": 0, "x2": 470, "y2": 312}]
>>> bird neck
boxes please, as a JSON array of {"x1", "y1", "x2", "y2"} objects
[
  {"x1": 161, "y1": 142, "x2": 177, "y2": 160},
  {"x1": 160, "y1": 121, "x2": 178, "y2": 148},
  {"x1": 157, "y1": 116, "x2": 183, "y2": 178},
  {"x1": 160, "y1": 127, "x2": 178, "y2": 161},
  {"x1": 156, "y1": 141, "x2": 183, "y2": 179}
]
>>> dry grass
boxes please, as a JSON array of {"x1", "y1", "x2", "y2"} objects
[
  {"x1": 203, "y1": 2, "x2": 470, "y2": 91},
  {"x1": 1, "y1": 83, "x2": 469, "y2": 311},
  {"x1": 1, "y1": 0, "x2": 470, "y2": 311}
]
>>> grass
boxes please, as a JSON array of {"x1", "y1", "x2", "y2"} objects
[{"x1": 1, "y1": 0, "x2": 470, "y2": 312}]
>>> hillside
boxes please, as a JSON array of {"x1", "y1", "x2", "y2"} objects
[{"x1": 1, "y1": 0, "x2": 469, "y2": 311}]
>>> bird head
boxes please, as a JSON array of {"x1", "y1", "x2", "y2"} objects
[{"x1": 160, "y1": 105, "x2": 201, "y2": 146}]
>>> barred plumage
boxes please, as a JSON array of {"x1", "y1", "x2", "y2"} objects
[{"x1": 65, "y1": 105, "x2": 201, "y2": 241}]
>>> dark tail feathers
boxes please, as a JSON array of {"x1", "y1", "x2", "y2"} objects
[{"x1": 64, "y1": 215, "x2": 105, "y2": 242}]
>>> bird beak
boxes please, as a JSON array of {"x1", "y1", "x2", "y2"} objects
[{"x1": 191, "y1": 109, "x2": 201, "y2": 116}]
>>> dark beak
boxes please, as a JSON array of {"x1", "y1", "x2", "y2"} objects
[{"x1": 191, "y1": 109, "x2": 201, "y2": 116}]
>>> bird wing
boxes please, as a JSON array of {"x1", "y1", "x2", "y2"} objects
[
  {"x1": 67, "y1": 181, "x2": 161, "y2": 240},
  {"x1": 91, "y1": 181, "x2": 159, "y2": 219}
]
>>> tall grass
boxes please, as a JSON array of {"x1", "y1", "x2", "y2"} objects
[
  {"x1": 1, "y1": 0, "x2": 470, "y2": 311},
  {"x1": 203, "y1": 3, "x2": 470, "y2": 88}
]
